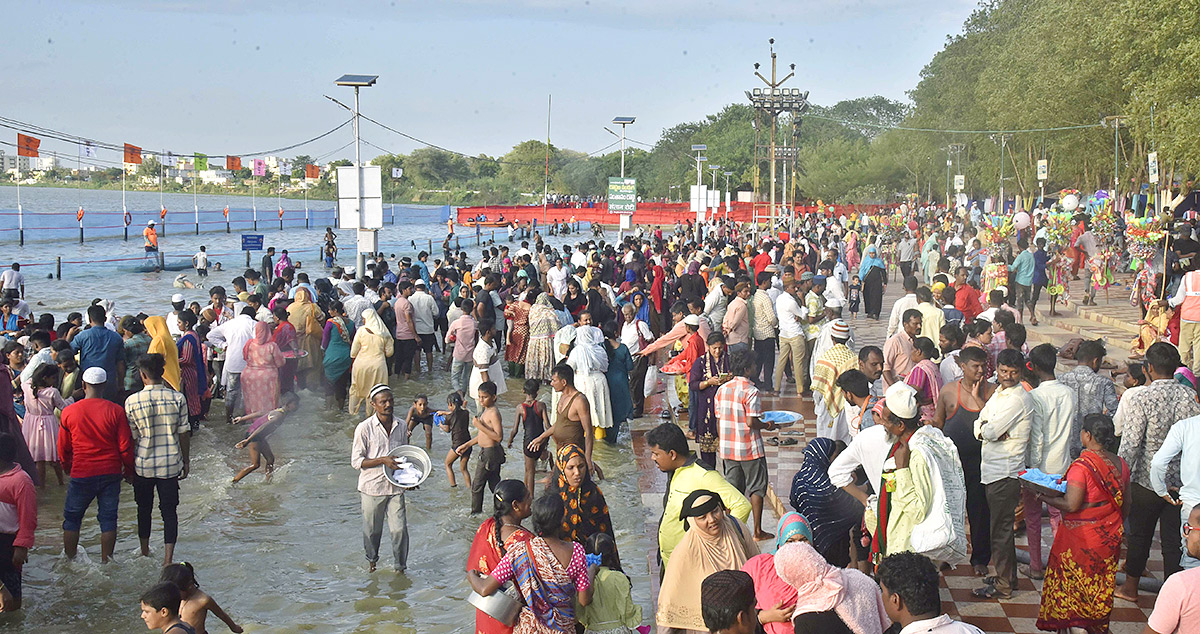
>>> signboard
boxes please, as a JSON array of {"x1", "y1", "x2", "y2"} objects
[
  {"x1": 773, "y1": 146, "x2": 797, "y2": 160},
  {"x1": 954, "y1": 174, "x2": 965, "y2": 191},
  {"x1": 336, "y1": 165, "x2": 384, "y2": 230},
  {"x1": 1149, "y1": 152, "x2": 1160, "y2": 184},
  {"x1": 240, "y1": 234, "x2": 264, "y2": 251},
  {"x1": 607, "y1": 177, "x2": 637, "y2": 214},
  {"x1": 1037, "y1": 159, "x2": 1048, "y2": 181},
  {"x1": 392, "y1": 167, "x2": 403, "y2": 179},
  {"x1": 689, "y1": 185, "x2": 708, "y2": 213}
]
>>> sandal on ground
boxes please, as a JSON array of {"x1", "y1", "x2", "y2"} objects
[
  {"x1": 765, "y1": 437, "x2": 781, "y2": 446},
  {"x1": 1017, "y1": 564, "x2": 1044, "y2": 580},
  {"x1": 778, "y1": 437, "x2": 799, "y2": 446},
  {"x1": 971, "y1": 585, "x2": 1011, "y2": 600}
]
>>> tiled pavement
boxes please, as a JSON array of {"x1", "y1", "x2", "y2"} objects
[{"x1": 630, "y1": 273, "x2": 1163, "y2": 634}]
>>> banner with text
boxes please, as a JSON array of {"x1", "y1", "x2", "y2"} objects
[{"x1": 607, "y1": 177, "x2": 636, "y2": 214}]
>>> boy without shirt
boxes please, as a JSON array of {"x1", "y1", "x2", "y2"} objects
[{"x1": 457, "y1": 381, "x2": 505, "y2": 514}]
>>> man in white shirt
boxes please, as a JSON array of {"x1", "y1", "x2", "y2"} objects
[
  {"x1": 774, "y1": 279, "x2": 807, "y2": 397},
  {"x1": 1144, "y1": 504, "x2": 1200, "y2": 634},
  {"x1": 192, "y1": 246, "x2": 208, "y2": 277},
  {"x1": 973, "y1": 348, "x2": 1033, "y2": 600},
  {"x1": 879, "y1": 551, "x2": 985, "y2": 634},
  {"x1": 350, "y1": 384, "x2": 410, "y2": 573},
  {"x1": 620, "y1": 303, "x2": 653, "y2": 418},
  {"x1": 165, "y1": 294, "x2": 186, "y2": 338},
  {"x1": 1022, "y1": 343, "x2": 1077, "y2": 580},
  {"x1": 206, "y1": 309, "x2": 257, "y2": 422},
  {"x1": 703, "y1": 276, "x2": 733, "y2": 330},
  {"x1": 0, "y1": 263, "x2": 24, "y2": 300},
  {"x1": 342, "y1": 282, "x2": 373, "y2": 328},
  {"x1": 897, "y1": 234, "x2": 918, "y2": 281},
  {"x1": 886, "y1": 275, "x2": 921, "y2": 339}
]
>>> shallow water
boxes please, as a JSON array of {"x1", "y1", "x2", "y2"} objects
[{"x1": 3, "y1": 373, "x2": 654, "y2": 633}]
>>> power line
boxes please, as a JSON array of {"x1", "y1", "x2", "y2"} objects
[
  {"x1": 0, "y1": 115, "x2": 354, "y2": 160},
  {"x1": 802, "y1": 113, "x2": 1104, "y2": 135}
]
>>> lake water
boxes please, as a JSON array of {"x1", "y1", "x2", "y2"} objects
[{"x1": 0, "y1": 186, "x2": 641, "y2": 633}]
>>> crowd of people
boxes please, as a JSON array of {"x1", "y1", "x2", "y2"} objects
[{"x1": 0, "y1": 206, "x2": 1198, "y2": 633}]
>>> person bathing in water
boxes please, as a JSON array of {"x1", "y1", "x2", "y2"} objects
[{"x1": 230, "y1": 392, "x2": 299, "y2": 483}]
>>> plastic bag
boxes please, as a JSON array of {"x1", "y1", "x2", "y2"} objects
[{"x1": 644, "y1": 365, "x2": 659, "y2": 397}]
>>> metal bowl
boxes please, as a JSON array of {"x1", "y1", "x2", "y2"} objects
[
  {"x1": 466, "y1": 584, "x2": 521, "y2": 626},
  {"x1": 383, "y1": 445, "x2": 432, "y2": 489}
]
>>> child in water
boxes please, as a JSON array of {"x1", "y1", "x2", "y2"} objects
[
  {"x1": 576, "y1": 533, "x2": 641, "y2": 634},
  {"x1": 404, "y1": 394, "x2": 435, "y2": 452},
  {"x1": 439, "y1": 392, "x2": 472, "y2": 488},
  {"x1": 230, "y1": 392, "x2": 299, "y2": 483},
  {"x1": 847, "y1": 274, "x2": 861, "y2": 319},
  {"x1": 458, "y1": 381, "x2": 504, "y2": 514},
  {"x1": 138, "y1": 582, "x2": 196, "y2": 634},
  {"x1": 508, "y1": 379, "x2": 548, "y2": 496},
  {"x1": 159, "y1": 562, "x2": 243, "y2": 634}
]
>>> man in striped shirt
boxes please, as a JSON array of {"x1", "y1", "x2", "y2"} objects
[{"x1": 715, "y1": 350, "x2": 778, "y2": 541}]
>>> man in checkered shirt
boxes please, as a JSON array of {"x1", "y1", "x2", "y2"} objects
[
  {"x1": 714, "y1": 349, "x2": 778, "y2": 541},
  {"x1": 125, "y1": 353, "x2": 190, "y2": 567}
]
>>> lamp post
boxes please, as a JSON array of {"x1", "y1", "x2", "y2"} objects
[
  {"x1": 335, "y1": 74, "x2": 377, "y2": 278},
  {"x1": 692, "y1": 144, "x2": 707, "y2": 188},
  {"x1": 612, "y1": 117, "x2": 635, "y2": 178},
  {"x1": 747, "y1": 39, "x2": 805, "y2": 230},
  {"x1": 723, "y1": 170, "x2": 733, "y2": 222}
]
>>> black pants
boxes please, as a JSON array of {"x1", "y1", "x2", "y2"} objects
[
  {"x1": 899, "y1": 261, "x2": 913, "y2": 279},
  {"x1": 133, "y1": 475, "x2": 180, "y2": 544},
  {"x1": 962, "y1": 457, "x2": 992, "y2": 567},
  {"x1": 1125, "y1": 482, "x2": 1183, "y2": 578},
  {"x1": 753, "y1": 338, "x2": 775, "y2": 391},
  {"x1": 630, "y1": 354, "x2": 648, "y2": 416},
  {"x1": 394, "y1": 338, "x2": 418, "y2": 375},
  {"x1": 471, "y1": 446, "x2": 505, "y2": 514},
  {"x1": 985, "y1": 478, "x2": 1019, "y2": 595}
]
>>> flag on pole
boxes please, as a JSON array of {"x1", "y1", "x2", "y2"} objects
[
  {"x1": 163, "y1": 151, "x2": 177, "y2": 167},
  {"x1": 252, "y1": 159, "x2": 266, "y2": 177},
  {"x1": 194, "y1": 153, "x2": 207, "y2": 171},
  {"x1": 79, "y1": 142, "x2": 96, "y2": 159},
  {"x1": 305, "y1": 164, "x2": 319, "y2": 179},
  {"x1": 16, "y1": 134, "x2": 40, "y2": 158},
  {"x1": 77, "y1": 207, "x2": 84, "y2": 222},
  {"x1": 392, "y1": 167, "x2": 403, "y2": 178},
  {"x1": 124, "y1": 143, "x2": 142, "y2": 165},
  {"x1": 160, "y1": 206, "x2": 168, "y2": 219},
  {"x1": 279, "y1": 160, "x2": 292, "y2": 176},
  {"x1": 227, "y1": 156, "x2": 241, "y2": 171}
]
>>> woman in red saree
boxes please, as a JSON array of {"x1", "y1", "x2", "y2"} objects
[
  {"x1": 467, "y1": 480, "x2": 533, "y2": 634},
  {"x1": 468, "y1": 494, "x2": 594, "y2": 634},
  {"x1": 1035, "y1": 414, "x2": 1129, "y2": 634}
]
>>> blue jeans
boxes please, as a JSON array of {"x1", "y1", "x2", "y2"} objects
[{"x1": 62, "y1": 473, "x2": 122, "y2": 533}]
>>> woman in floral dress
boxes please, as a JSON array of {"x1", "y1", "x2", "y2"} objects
[
  {"x1": 525, "y1": 291, "x2": 558, "y2": 382},
  {"x1": 505, "y1": 291, "x2": 532, "y2": 376}
]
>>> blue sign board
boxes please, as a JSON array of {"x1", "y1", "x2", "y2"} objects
[{"x1": 241, "y1": 234, "x2": 264, "y2": 251}]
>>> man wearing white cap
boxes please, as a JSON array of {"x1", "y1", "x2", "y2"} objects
[
  {"x1": 350, "y1": 383, "x2": 410, "y2": 573},
  {"x1": 812, "y1": 320, "x2": 857, "y2": 442},
  {"x1": 873, "y1": 382, "x2": 964, "y2": 561},
  {"x1": 408, "y1": 279, "x2": 438, "y2": 375},
  {"x1": 166, "y1": 293, "x2": 186, "y2": 338},
  {"x1": 143, "y1": 220, "x2": 158, "y2": 253},
  {"x1": 59, "y1": 367, "x2": 134, "y2": 564}
]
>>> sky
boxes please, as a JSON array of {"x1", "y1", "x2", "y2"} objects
[{"x1": 2, "y1": 0, "x2": 978, "y2": 166}]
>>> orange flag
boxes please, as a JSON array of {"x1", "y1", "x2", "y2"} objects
[
  {"x1": 227, "y1": 156, "x2": 241, "y2": 171},
  {"x1": 76, "y1": 207, "x2": 84, "y2": 222},
  {"x1": 305, "y1": 164, "x2": 319, "y2": 179},
  {"x1": 16, "y1": 133, "x2": 39, "y2": 158},
  {"x1": 124, "y1": 143, "x2": 142, "y2": 165}
]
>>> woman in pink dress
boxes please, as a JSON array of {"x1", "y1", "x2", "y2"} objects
[
  {"x1": 23, "y1": 363, "x2": 70, "y2": 486},
  {"x1": 240, "y1": 321, "x2": 285, "y2": 416},
  {"x1": 906, "y1": 336, "x2": 943, "y2": 422}
]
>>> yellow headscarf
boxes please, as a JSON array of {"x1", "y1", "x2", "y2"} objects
[{"x1": 144, "y1": 315, "x2": 182, "y2": 390}]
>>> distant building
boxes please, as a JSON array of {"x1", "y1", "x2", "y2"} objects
[
  {"x1": 0, "y1": 152, "x2": 32, "y2": 174},
  {"x1": 198, "y1": 169, "x2": 231, "y2": 185}
]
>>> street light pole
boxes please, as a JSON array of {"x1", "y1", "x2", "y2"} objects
[
  {"x1": 335, "y1": 74, "x2": 378, "y2": 278},
  {"x1": 748, "y1": 39, "x2": 802, "y2": 231}
]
